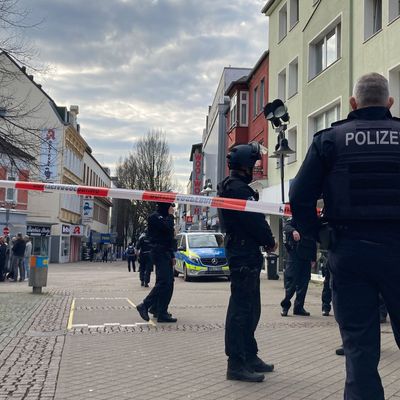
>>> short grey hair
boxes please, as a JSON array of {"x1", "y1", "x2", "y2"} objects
[{"x1": 353, "y1": 73, "x2": 390, "y2": 107}]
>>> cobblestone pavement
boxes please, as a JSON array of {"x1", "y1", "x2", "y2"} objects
[{"x1": 0, "y1": 261, "x2": 399, "y2": 399}]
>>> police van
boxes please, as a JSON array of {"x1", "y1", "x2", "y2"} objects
[{"x1": 174, "y1": 231, "x2": 230, "y2": 281}]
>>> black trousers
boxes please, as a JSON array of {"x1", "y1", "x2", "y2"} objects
[
  {"x1": 329, "y1": 234, "x2": 400, "y2": 400},
  {"x1": 322, "y1": 267, "x2": 332, "y2": 312},
  {"x1": 225, "y1": 249, "x2": 262, "y2": 364},
  {"x1": 127, "y1": 256, "x2": 136, "y2": 272},
  {"x1": 281, "y1": 252, "x2": 311, "y2": 312},
  {"x1": 139, "y1": 253, "x2": 153, "y2": 284},
  {"x1": 142, "y1": 250, "x2": 174, "y2": 316}
]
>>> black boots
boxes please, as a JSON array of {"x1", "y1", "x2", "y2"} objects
[
  {"x1": 157, "y1": 314, "x2": 177, "y2": 323},
  {"x1": 293, "y1": 308, "x2": 310, "y2": 316},
  {"x1": 227, "y1": 359, "x2": 265, "y2": 382},
  {"x1": 281, "y1": 308, "x2": 289, "y2": 317},
  {"x1": 247, "y1": 355, "x2": 274, "y2": 373},
  {"x1": 136, "y1": 303, "x2": 149, "y2": 321}
]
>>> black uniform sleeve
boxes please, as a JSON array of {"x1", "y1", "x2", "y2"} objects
[
  {"x1": 228, "y1": 185, "x2": 275, "y2": 248},
  {"x1": 289, "y1": 135, "x2": 327, "y2": 239},
  {"x1": 149, "y1": 214, "x2": 174, "y2": 236}
]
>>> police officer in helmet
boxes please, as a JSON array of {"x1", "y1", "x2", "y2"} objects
[
  {"x1": 290, "y1": 73, "x2": 400, "y2": 400},
  {"x1": 136, "y1": 201, "x2": 177, "y2": 323},
  {"x1": 218, "y1": 142, "x2": 277, "y2": 383}
]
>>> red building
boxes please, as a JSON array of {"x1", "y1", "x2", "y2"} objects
[{"x1": 225, "y1": 51, "x2": 269, "y2": 186}]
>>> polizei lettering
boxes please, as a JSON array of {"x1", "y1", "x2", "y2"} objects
[{"x1": 345, "y1": 130, "x2": 400, "y2": 146}]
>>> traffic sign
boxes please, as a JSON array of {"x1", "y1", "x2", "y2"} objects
[{"x1": 3, "y1": 226, "x2": 10, "y2": 235}]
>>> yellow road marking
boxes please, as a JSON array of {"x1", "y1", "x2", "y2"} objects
[
  {"x1": 126, "y1": 298, "x2": 156, "y2": 327},
  {"x1": 67, "y1": 298, "x2": 76, "y2": 330}
]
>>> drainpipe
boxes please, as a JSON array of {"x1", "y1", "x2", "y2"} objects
[{"x1": 348, "y1": 0, "x2": 354, "y2": 105}]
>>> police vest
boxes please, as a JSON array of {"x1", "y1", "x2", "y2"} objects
[{"x1": 323, "y1": 118, "x2": 400, "y2": 220}]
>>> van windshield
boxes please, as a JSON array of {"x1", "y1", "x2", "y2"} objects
[{"x1": 188, "y1": 234, "x2": 224, "y2": 248}]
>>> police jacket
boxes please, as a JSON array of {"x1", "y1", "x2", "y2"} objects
[
  {"x1": 136, "y1": 234, "x2": 152, "y2": 256},
  {"x1": 217, "y1": 172, "x2": 275, "y2": 250},
  {"x1": 147, "y1": 211, "x2": 177, "y2": 256},
  {"x1": 290, "y1": 107, "x2": 400, "y2": 239}
]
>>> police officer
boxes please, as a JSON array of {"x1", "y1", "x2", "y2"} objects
[
  {"x1": 280, "y1": 218, "x2": 316, "y2": 317},
  {"x1": 289, "y1": 73, "x2": 400, "y2": 400},
  {"x1": 217, "y1": 142, "x2": 277, "y2": 383},
  {"x1": 136, "y1": 231, "x2": 153, "y2": 287},
  {"x1": 136, "y1": 202, "x2": 177, "y2": 323}
]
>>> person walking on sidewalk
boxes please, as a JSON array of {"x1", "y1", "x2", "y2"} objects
[
  {"x1": 136, "y1": 202, "x2": 177, "y2": 323},
  {"x1": 290, "y1": 73, "x2": 400, "y2": 400},
  {"x1": 280, "y1": 218, "x2": 316, "y2": 317},
  {"x1": 0, "y1": 236, "x2": 7, "y2": 282},
  {"x1": 11, "y1": 233, "x2": 26, "y2": 282},
  {"x1": 136, "y1": 231, "x2": 153, "y2": 287},
  {"x1": 126, "y1": 242, "x2": 136, "y2": 272},
  {"x1": 217, "y1": 142, "x2": 277, "y2": 383}
]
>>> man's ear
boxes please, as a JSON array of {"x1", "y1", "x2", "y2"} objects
[
  {"x1": 387, "y1": 96, "x2": 394, "y2": 109},
  {"x1": 349, "y1": 97, "x2": 358, "y2": 111}
]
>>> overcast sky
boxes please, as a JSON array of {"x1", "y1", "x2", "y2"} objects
[{"x1": 20, "y1": 0, "x2": 269, "y2": 189}]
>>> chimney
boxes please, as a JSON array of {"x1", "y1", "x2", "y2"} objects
[{"x1": 69, "y1": 105, "x2": 79, "y2": 130}]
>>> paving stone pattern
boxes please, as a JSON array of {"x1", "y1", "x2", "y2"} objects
[{"x1": 0, "y1": 262, "x2": 399, "y2": 399}]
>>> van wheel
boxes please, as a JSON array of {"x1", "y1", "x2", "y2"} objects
[{"x1": 183, "y1": 264, "x2": 192, "y2": 282}]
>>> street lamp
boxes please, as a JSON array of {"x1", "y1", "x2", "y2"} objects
[
  {"x1": 264, "y1": 99, "x2": 295, "y2": 272},
  {"x1": 200, "y1": 181, "x2": 215, "y2": 230}
]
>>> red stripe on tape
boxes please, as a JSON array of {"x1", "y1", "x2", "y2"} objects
[
  {"x1": 77, "y1": 187, "x2": 109, "y2": 197},
  {"x1": 142, "y1": 191, "x2": 177, "y2": 203},
  {"x1": 211, "y1": 197, "x2": 247, "y2": 211},
  {"x1": 15, "y1": 182, "x2": 45, "y2": 191}
]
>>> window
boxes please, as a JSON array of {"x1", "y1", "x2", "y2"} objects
[
  {"x1": 288, "y1": 58, "x2": 298, "y2": 98},
  {"x1": 309, "y1": 22, "x2": 341, "y2": 79},
  {"x1": 310, "y1": 104, "x2": 340, "y2": 144},
  {"x1": 229, "y1": 93, "x2": 237, "y2": 128},
  {"x1": 259, "y1": 79, "x2": 265, "y2": 112},
  {"x1": 253, "y1": 87, "x2": 258, "y2": 118},
  {"x1": 278, "y1": 3, "x2": 288, "y2": 42},
  {"x1": 286, "y1": 127, "x2": 297, "y2": 164},
  {"x1": 240, "y1": 91, "x2": 249, "y2": 126},
  {"x1": 290, "y1": 0, "x2": 299, "y2": 29},
  {"x1": 278, "y1": 68, "x2": 287, "y2": 102},
  {"x1": 6, "y1": 168, "x2": 17, "y2": 202},
  {"x1": 364, "y1": 0, "x2": 382, "y2": 39},
  {"x1": 389, "y1": 67, "x2": 400, "y2": 117},
  {"x1": 388, "y1": 0, "x2": 400, "y2": 22}
]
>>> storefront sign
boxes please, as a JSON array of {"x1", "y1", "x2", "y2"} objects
[
  {"x1": 40, "y1": 128, "x2": 60, "y2": 182},
  {"x1": 27, "y1": 225, "x2": 51, "y2": 237},
  {"x1": 253, "y1": 159, "x2": 264, "y2": 180},
  {"x1": 71, "y1": 225, "x2": 84, "y2": 236},
  {"x1": 192, "y1": 149, "x2": 203, "y2": 195},
  {"x1": 82, "y1": 197, "x2": 94, "y2": 223},
  {"x1": 61, "y1": 224, "x2": 71, "y2": 235}
]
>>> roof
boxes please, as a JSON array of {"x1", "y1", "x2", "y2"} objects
[
  {"x1": 224, "y1": 75, "x2": 248, "y2": 96},
  {"x1": 261, "y1": 0, "x2": 278, "y2": 14}
]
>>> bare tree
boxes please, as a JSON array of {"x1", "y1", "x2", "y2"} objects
[{"x1": 116, "y1": 130, "x2": 174, "y2": 243}]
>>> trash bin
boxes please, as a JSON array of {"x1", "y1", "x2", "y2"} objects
[
  {"x1": 28, "y1": 256, "x2": 48, "y2": 294},
  {"x1": 266, "y1": 253, "x2": 279, "y2": 280}
]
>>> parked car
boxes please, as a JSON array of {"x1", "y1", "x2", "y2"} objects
[{"x1": 174, "y1": 231, "x2": 229, "y2": 281}]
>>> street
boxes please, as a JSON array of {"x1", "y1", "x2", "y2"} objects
[{"x1": 0, "y1": 261, "x2": 399, "y2": 400}]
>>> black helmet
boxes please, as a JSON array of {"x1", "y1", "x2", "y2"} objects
[{"x1": 227, "y1": 142, "x2": 262, "y2": 170}]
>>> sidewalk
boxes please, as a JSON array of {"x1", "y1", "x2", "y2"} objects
[{"x1": 0, "y1": 261, "x2": 398, "y2": 399}]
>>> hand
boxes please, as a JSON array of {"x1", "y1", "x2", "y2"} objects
[
  {"x1": 265, "y1": 242, "x2": 278, "y2": 253},
  {"x1": 293, "y1": 230, "x2": 301, "y2": 241}
]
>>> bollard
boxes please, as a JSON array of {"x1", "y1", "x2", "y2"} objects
[{"x1": 28, "y1": 255, "x2": 49, "y2": 294}]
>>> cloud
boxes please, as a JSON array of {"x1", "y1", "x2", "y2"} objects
[{"x1": 21, "y1": 0, "x2": 269, "y2": 189}]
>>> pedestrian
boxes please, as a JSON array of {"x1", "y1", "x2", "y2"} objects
[
  {"x1": 11, "y1": 233, "x2": 26, "y2": 282},
  {"x1": 102, "y1": 247, "x2": 108, "y2": 263},
  {"x1": 89, "y1": 246, "x2": 94, "y2": 262},
  {"x1": 136, "y1": 202, "x2": 178, "y2": 323},
  {"x1": 217, "y1": 142, "x2": 277, "y2": 383},
  {"x1": 0, "y1": 236, "x2": 7, "y2": 282},
  {"x1": 280, "y1": 218, "x2": 316, "y2": 317},
  {"x1": 136, "y1": 231, "x2": 153, "y2": 287},
  {"x1": 24, "y1": 236, "x2": 32, "y2": 280},
  {"x1": 125, "y1": 242, "x2": 136, "y2": 272},
  {"x1": 289, "y1": 72, "x2": 400, "y2": 399}
]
